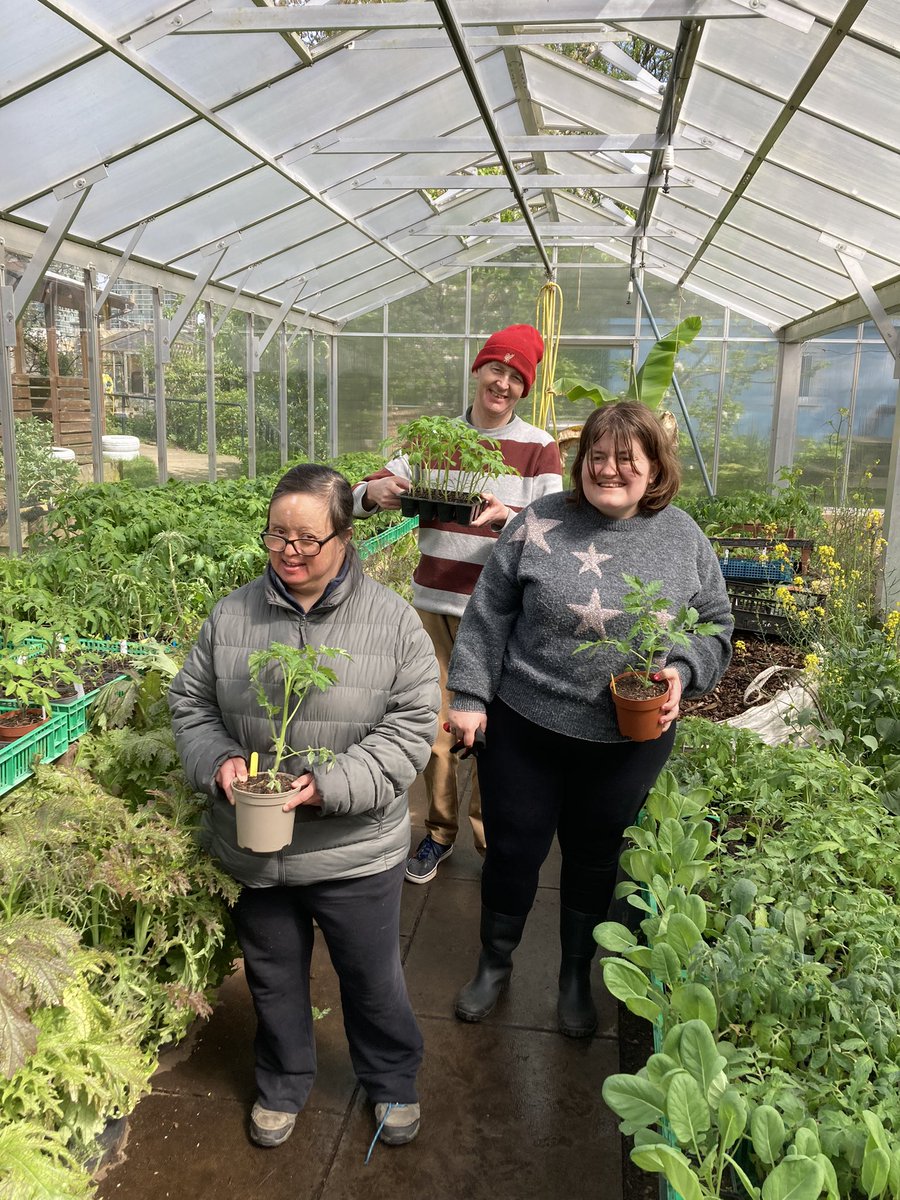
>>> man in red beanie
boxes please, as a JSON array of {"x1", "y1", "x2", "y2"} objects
[{"x1": 352, "y1": 324, "x2": 563, "y2": 882}]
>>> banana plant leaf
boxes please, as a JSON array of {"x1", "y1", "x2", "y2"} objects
[
  {"x1": 625, "y1": 315, "x2": 702, "y2": 410},
  {"x1": 553, "y1": 379, "x2": 617, "y2": 408}
]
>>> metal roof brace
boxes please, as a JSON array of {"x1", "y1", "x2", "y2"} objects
[
  {"x1": 251, "y1": 276, "x2": 308, "y2": 374},
  {"x1": 826, "y1": 237, "x2": 900, "y2": 381},
  {"x1": 631, "y1": 271, "x2": 714, "y2": 499},
  {"x1": 12, "y1": 163, "x2": 108, "y2": 324},
  {"x1": 162, "y1": 231, "x2": 242, "y2": 363},
  {"x1": 431, "y1": 0, "x2": 554, "y2": 281},
  {"x1": 93, "y1": 221, "x2": 150, "y2": 318},
  {"x1": 211, "y1": 265, "x2": 256, "y2": 339}
]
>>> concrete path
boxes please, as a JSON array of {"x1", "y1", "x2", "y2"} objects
[{"x1": 97, "y1": 772, "x2": 623, "y2": 1200}]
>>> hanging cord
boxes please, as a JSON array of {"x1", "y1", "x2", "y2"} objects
[{"x1": 532, "y1": 280, "x2": 564, "y2": 436}]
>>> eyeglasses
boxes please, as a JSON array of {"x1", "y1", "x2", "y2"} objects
[{"x1": 260, "y1": 530, "x2": 342, "y2": 557}]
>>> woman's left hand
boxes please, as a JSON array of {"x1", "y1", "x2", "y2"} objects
[
  {"x1": 654, "y1": 668, "x2": 683, "y2": 732},
  {"x1": 282, "y1": 772, "x2": 322, "y2": 811}
]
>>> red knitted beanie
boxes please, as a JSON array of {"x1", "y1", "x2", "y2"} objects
[{"x1": 471, "y1": 324, "x2": 544, "y2": 397}]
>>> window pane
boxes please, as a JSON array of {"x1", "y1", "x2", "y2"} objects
[
  {"x1": 469, "y1": 267, "x2": 547, "y2": 336},
  {"x1": 389, "y1": 277, "x2": 466, "y2": 334},
  {"x1": 793, "y1": 342, "x2": 855, "y2": 501},
  {"x1": 850, "y1": 343, "x2": 894, "y2": 506},
  {"x1": 556, "y1": 265, "x2": 633, "y2": 336},
  {"x1": 387, "y1": 338, "x2": 465, "y2": 437},
  {"x1": 717, "y1": 340, "x2": 777, "y2": 492},
  {"x1": 337, "y1": 336, "x2": 382, "y2": 455}
]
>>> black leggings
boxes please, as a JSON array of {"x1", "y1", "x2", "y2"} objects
[{"x1": 476, "y1": 697, "x2": 676, "y2": 917}]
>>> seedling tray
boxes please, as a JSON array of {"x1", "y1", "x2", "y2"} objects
[
  {"x1": 0, "y1": 701, "x2": 69, "y2": 798},
  {"x1": 719, "y1": 558, "x2": 794, "y2": 583}
]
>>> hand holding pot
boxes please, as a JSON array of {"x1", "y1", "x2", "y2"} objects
[
  {"x1": 216, "y1": 756, "x2": 249, "y2": 804},
  {"x1": 364, "y1": 475, "x2": 410, "y2": 511},
  {"x1": 654, "y1": 668, "x2": 682, "y2": 732},
  {"x1": 468, "y1": 492, "x2": 510, "y2": 529},
  {"x1": 281, "y1": 772, "x2": 322, "y2": 812}
]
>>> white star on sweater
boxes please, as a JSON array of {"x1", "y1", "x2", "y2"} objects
[
  {"x1": 510, "y1": 509, "x2": 561, "y2": 554},
  {"x1": 572, "y1": 543, "x2": 612, "y2": 578},
  {"x1": 568, "y1": 589, "x2": 623, "y2": 637}
]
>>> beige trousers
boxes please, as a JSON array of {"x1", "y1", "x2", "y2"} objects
[{"x1": 416, "y1": 608, "x2": 485, "y2": 853}]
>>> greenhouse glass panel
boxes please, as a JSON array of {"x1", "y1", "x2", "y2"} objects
[
  {"x1": 662, "y1": 341, "x2": 719, "y2": 500},
  {"x1": 164, "y1": 305, "x2": 210, "y2": 485},
  {"x1": 718, "y1": 340, "x2": 778, "y2": 492},
  {"x1": 699, "y1": 14, "x2": 827, "y2": 98},
  {"x1": 793, "y1": 342, "x2": 856, "y2": 499},
  {"x1": 712, "y1": 229, "x2": 845, "y2": 301},
  {"x1": 675, "y1": 67, "x2": 783, "y2": 148},
  {"x1": 254, "y1": 317, "x2": 282, "y2": 479},
  {"x1": 313, "y1": 336, "x2": 330, "y2": 463},
  {"x1": 772, "y1": 115, "x2": 900, "y2": 221},
  {"x1": 342, "y1": 311, "x2": 383, "y2": 334},
  {"x1": 387, "y1": 338, "x2": 465, "y2": 439},
  {"x1": 5, "y1": 0, "x2": 94, "y2": 95},
  {"x1": 469, "y1": 267, "x2": 547, "y2": 337},
  {"x1": 728, "y1": 312, "x2": 779, "y2": 339},
  {"x1": 286, "y1": 333, "x2": 310, "y2": 464},
  {"x1": 850, "y1": 343, "x2": 895, "y2": 507},
  {"x1": 212, "y1": 308, "x2": 249, "y2": 480},
  {"x1": 0, "y1": 58, "x2": 188, "y2": 210},
  {"x1": 337, "y1": 337, "x2": 383, "y2": 456},
  {"x1": 702, "y1": 247, "x2": 835, "y2": 313},
  {"x1": 638, "y1": 283, "x2": 725, "y2": 338},
  {"x1": 389, "y1": 278, "x2": 466, "y2": 335},
  {"x1": 853, "y1": 0, "x2": 900, "y2": 53},
  {"x1": 555, "y1": 266, "x2": 633, "y2": 337},
  {"x1": 551, "y1": 343, "x2": 634, "y2": 440},
  {"x1": 803, "y1": 40, "x2": 900, "y2": 147}
]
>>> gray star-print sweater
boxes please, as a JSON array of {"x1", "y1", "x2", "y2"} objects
[{"x1": 447, "y1": 491, "x2": 734, "y2": 742}]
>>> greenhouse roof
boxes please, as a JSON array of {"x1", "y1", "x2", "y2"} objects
[{"x1": 3, "y1": 0, "x2": 899, "y2": 340}]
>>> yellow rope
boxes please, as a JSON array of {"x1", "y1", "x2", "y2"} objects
[{"x1": 532, "y1": 280, "x2": 563, "y2": 436}]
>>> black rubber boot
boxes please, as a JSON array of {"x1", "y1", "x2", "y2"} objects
[
  {"x1": 454, "y1": 907, "x2": 527, "y2": 1022},
  {"x1": 557, "y1": 907, "x2": 602, "y2": 1038}
]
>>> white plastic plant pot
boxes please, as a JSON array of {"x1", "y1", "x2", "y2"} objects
[{"x1": 49, "y1": 446, "x2": 77, "y2": 462}]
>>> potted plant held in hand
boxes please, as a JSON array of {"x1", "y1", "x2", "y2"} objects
[
  {"x1": 576, "y1": 575, "x2": 724, "y2": 741},
  {"x1": 231, "y1": 642, "x2": 350, "y2": 852},
  {"x1": 392, "y1": 415, "x2": 520, "y2": 525}
]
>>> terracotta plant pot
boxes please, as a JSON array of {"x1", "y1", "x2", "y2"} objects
[
  {"x1": 610, "y1": 673, "x2": 667, "y2": 741},
  {"x1": 232, "y1": 773, "x2": 318, "y2": 853},
  {"x1": 0, "y1": 707, "x2": 48, "y2": 742}
]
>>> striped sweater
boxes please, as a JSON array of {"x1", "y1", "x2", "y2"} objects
[{"x1": 353, "y1": 412, "x2": 563, "y2": 617}]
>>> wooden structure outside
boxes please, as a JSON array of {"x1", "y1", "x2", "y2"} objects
[{"x1": 11, "y1": 371, "x2": 98, "y2": 463}]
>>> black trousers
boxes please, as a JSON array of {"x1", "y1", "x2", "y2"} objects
[
  {"x1": 476, "y1": 698, "x2": 676, "y2": 918},
  {"x1": 232, "y1": 862, "x2": 423, "y2": 1112}
]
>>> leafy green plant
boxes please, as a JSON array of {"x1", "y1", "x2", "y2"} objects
[
  {"x1": 575, "y1": 575, "x2": 724, "y2": 690},
  {"x1": 0, "y1": 417, "x2": 80, "y2": 510},
  {"x1": 555, "y1": 316, "x2": 702, "y2": 410},
  {"x1": 392, "y1": 415, "x2": 519, "y2": 501},
  {"x1": 247, "y1": 642, "x2": 350, "y2": 790}
]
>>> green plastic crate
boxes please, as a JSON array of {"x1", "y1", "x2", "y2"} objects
[
  {"x1": 0, "y1": 702, "x2": 69, "y2": 798},
  {"x1": 53, "y1": 676, "x2": 128, "y2": 741},
  {"x1": 24, "y1": 636, "x2": 162, "y2": 658},
  {"x1": 357, "y1": 516, "x2": 419, "y2": 560}
]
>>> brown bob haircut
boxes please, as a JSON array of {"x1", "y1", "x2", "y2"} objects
[{"x1": 569, "y1": 401, "x2": 680, "y2": 515}]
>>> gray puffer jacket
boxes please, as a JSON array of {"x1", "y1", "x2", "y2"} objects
[{"x1": 168, "y1": 548, "x2": 440, "y2": 887}]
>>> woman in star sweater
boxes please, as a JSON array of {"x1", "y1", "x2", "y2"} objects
[{"x1": 446, "y1": 401, "x2": 733, "y2": 1038}]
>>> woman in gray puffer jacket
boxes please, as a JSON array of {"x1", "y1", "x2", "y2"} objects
[{"x1": 168, "y1": 463, "x2": 440, "y2": 1154}]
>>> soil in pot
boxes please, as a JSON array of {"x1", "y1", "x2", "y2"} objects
[
  {"x1": 232, "y1": 772, "x2": 319, "y2": 853},
  {"x1": 610, "y1": 673, "x2": 667, "y2": 742},
  {"x1": 0, "y1": 707, "x2": 48, "y2": 741}
]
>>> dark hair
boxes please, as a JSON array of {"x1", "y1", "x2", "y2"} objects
[
  {"x1": 268, "y1": 463, "x2": 354, "y2": 532},
  {"x1": 569, "y1": 401, "x2": 680, "y2": 514}
]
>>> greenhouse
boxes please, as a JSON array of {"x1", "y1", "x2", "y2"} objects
[{"x1": 1, "y1": 1, "x2": 899, "y2": 1198}]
